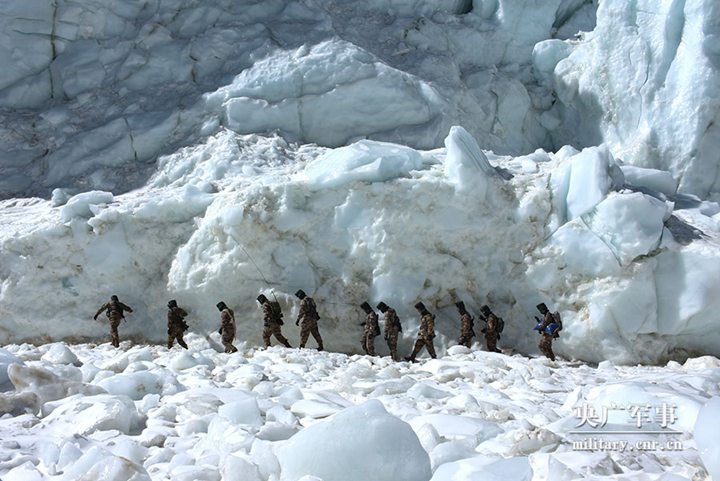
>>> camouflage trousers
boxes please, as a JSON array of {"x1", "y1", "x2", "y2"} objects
[
  {"x1": 539, "y1": 334, "x2": 555, "y2": 361},
  {"x1": 385, "y1": 331, "x2": 400, "y2": 361},
  {"x1": 362, "y1": 331, "x2": 376, "y2": 356},
  {"x1": 168, "y1": 324, "x2": 188, "y2": 349},
  {"x1": 222, "y1": 329, "x2": 238, "y2": 353},
  {"x1": 485, "y1": 333, "x2": 500, "y2": 353},
  {"x1": 263, "y1": 323, "x2": 291, "y2": 348},
  {"x1": 458, "y1": 331, "x2": 474, "y2": 348},
  {"x1": 408, "y1": 336, "x2": 437, "y2": 360},
  {"x1": 109, "y1": 318, "x2": 122, "y2": 348},
  {"x1": 299, "y1": 321, "x2": 323, "y2": 350}
]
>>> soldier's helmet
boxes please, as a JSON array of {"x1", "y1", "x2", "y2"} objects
[
  {"x1": 414, "y1": 301, "x2": 426, "y2": 312},
  {"x1": 481, "y1": 305, "x2": 492, "y2": 316},
  {"x1": 111, "y1": 295, "x2": 119, "y2": 302},
  {"x1": 455, "y1": 301, "x2": 466, "y2": 312},
  {"x1": 168, "y1": 299, "x2": 178, "y2": 309},
  {"x1": 216, "y1": 301, "x2": 227, "y2": 311},
  {"x1": 376, "y1": 302, "x2": 389, "y2": 313},
  {"x1": 536, "y1": 303, "x2": 549, "y2": 314},
  {"x1": 257, "y1": 294, "x2": 268, "y2": 304},
  {"x1": 360, "y1": 301, "x2": 372, "y2": 313},
  {"x1": 295, "y1": 289, "x2": 306, "y2": 299}
]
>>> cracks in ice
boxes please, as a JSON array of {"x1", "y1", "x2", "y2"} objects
[
  {"x1": 46, "y1": 0, "x2": 60, "y2": 100},
  {"x1": 123, "y1": 117, "x2": 139, "y2": 162}
]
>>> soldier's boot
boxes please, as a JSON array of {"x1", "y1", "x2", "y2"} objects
[
  {"x1": 487, "y1": 338, "x2": 500, "y2": 353},
  {"x1": 283, "y1": 340, "x2": 292, "y2": 348},
  {"x1": 390, "y1": 348, "x2": 398, "y2": 362},
  {"x1": 427, "y1": 342, "x2": 437, "y2": 359},
  {"x1": 178, "y1": 337, "x2": 188, "y2": 349},
  {"x1": 405, "y1": 342, "x2": 422, "y2": 362},
  {"x1": 314, "y1": 331, "x2": 324, "y2": 351},
  {"x1": 167, "y1": 336, "x2": 174, "y2": 349}
]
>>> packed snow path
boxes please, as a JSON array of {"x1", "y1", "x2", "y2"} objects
[{"x1": 0, "y1": 337, "x2": 718, "y2": 480}]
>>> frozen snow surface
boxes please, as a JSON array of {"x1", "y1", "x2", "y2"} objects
[{"x1": 0, "y1": 341, "x2": 719, "y2": 481}]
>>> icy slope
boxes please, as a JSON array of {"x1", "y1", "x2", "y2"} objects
[{"x1": 2, "y1": 128, "x2": 719, "y2": 363}]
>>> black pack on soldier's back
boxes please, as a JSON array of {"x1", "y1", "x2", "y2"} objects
[
  {"x1": 271, "y1": 301, "x2": 283, "y2": 325},
  {"x1": 107, "y1": 301, "x2": 124, "y2": 318}
]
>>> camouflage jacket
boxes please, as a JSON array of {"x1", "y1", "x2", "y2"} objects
[
  {"x1": 168, "y1": 306, "x2": 188, "y2": 327},
  {"x1": 364, "y1": 311, "x2": 380, "y2": 337},
  {"x1": 419, "y1": 312, "x2": 436, "y2": 339},
  {"x1": 220, "y1": 308, "x2": 236, "y2": 334},
  {"x1": 95, "y1": 301, "x2": 133, "y2": 320},
  {"x1": 383, "y1": 308, "x2": 402, "y2": 335},
  {"x1": 460, "y1": 312, "x2": 474, "y2": 335},
  {"x1": 486, "y1": 313, "x2": 500, "y2": 336},
  {"x1": 297, "y1": 297, "x2": 320, "y2": 323}
]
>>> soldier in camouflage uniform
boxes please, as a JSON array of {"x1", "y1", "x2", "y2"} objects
[
  {"x1": 405, "y1": 301, "x2": 437, "y2": 362},
  {"x1": 295, "y1": 289, "x2": 323, "y2": 350},
  {"x1": 258, "y1": 294, "x2": 291, "y2": 348},
  {"x1": 456, "y1": 301, "x2": 475, "y2": 348},
  {"x1": 480, "y1": 305, "x2": 501, "y2": 353},
  {"x1": 359, "y1": 302, "x2": 380, "y2": 355},
  {"x1": 377, "y1": 302, "x2": 402, "y2": 361},
  {"x1": 167, "y1": 299, "x2": 189, "y2": 349},
  {"x1": 536, "y1": 303, "x2": 557, "y2": 361},
  {"x1": 94, "y1": 295, "x2": 133, "y2": 348},
  {"x1": 216, "y1": 301, "x2": 238, "y2": 353}
]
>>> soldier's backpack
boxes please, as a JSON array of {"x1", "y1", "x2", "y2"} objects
[
  {"x1": 270, "y1": 301, "x2": 283, "y2": 325},
  {"x1": 552, "y1": 311, "x2": 563, "y2": 330},
  {"x1": 496, "y1": 317, "x2": 505, "y2": 334},
  {"x1": 309, "y1": 299, "x2": 320, "y2": 320},
  {"x1": 552, "y1": 311, "x2": 562, "y2": 338},
  {"x1": 106, "y1": 301, "x2": 123, "y2": 318}
]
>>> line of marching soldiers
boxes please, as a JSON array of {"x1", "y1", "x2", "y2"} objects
[{"x1": 94, "y1": 292, "x2": 562, "y2": 361}]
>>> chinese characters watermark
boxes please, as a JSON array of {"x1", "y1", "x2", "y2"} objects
[
  {"x1": 572, "y1": 401, "x2": 679, "y2": 432},
  {"x1": 569, "y1": 401, "x2": 684, "y2": 452}
]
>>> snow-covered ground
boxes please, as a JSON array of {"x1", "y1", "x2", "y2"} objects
[{"x1": 1, "y1": 339, "x2": 719, "y2": 481}]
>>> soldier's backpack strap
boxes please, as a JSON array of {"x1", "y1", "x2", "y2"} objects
[{"x1": 553, "y1": 311, "x2": 562, "y2": 329}]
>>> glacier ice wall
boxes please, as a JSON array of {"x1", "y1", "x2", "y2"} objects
[{"x1": 2, "y1": 129, "x2": 720, "y2": 364}]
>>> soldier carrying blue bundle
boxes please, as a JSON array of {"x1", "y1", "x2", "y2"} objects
[{"x1": 534, "y1": 303, "x2": 562, "y2": 361}]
